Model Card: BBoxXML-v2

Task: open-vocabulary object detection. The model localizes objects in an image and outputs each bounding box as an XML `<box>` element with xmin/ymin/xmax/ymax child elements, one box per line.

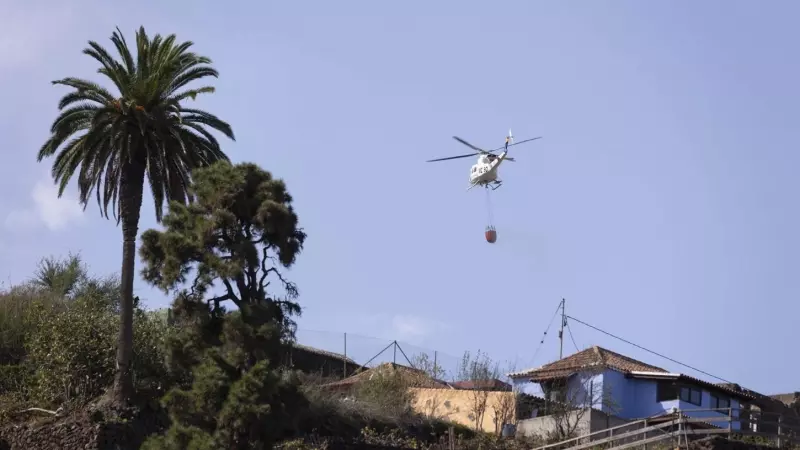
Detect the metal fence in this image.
<box><xmin>532</xmin><ymin>408</ymin><xmax>800</xmax><ymax>450</ymax></box>
<box><xmin>294</xmin><ymin>328</ymin><xmax>467</xmax><ymax>380</ymax></box>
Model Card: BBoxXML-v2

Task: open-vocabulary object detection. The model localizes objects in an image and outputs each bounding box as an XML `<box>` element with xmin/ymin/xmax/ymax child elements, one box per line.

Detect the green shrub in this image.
<box><xmin>0</xmin><ymin>254</ymin><xmax>124</xmax><ymax>370</ymax></box>
<box><xmin>132</xmin><ymin>308</ymin><xmax>173</xmax><ymax>397</ymax></box>
<box><xmin>0</xmin><ymin>364</ymin><xmax>29</xmax><ymax>393</ymax></box>
<box><xmin>295</xmin><ymin>377</ymin><xmax>479</xmax><ymax>447</ymax></box>
<box><xmin>141</xmin><ymin>303</ymin><xmax>309</xmax><ymax>450</ymax></box>
<box><xmin>21</xmin><ymin>296</ymin><xmax>168</xmax><ymax>407</ymax></box>
<box><xmin>24</xmin><ymin>296</ymin><xmax>117</xmax><ymax>404</ymax></box>
<box><xmin>353</xmin><ymin>370</ymin><xmax>414</xmax><ymax>420</ymax></box>
<box><xmin>0</xmin><ymin>286</ymin><xmax>62</xmax><ymax>365</ymax></box>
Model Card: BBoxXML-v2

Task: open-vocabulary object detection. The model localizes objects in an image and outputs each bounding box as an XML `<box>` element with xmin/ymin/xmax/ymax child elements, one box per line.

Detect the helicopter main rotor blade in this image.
<box><xmin>427</xmin><ymin>152</ymin><xmax>479</xmax><ymax>163</ymax></box>
<box><xmin>488</xmin><ymin>136</ymin><xmax>542</xmax><ymax>153</ymax></box>
<box><xmin>453</xmin><ymin>136</ymin><xmax>489</xmax><ymax>153</ymax></box>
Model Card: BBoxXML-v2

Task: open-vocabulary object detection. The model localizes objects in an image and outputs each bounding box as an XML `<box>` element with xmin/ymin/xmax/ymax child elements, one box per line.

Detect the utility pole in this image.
<box><xmin>558</xmin><ymin>298</ymin><xmax>566</xmax><ymax>359</ymax></box>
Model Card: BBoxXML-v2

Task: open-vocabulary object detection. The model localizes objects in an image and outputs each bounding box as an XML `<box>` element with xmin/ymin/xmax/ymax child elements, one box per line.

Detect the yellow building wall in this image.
<box><xmin>409</xmin><ymin>387</ymin><xmax>516</xmax><ymax>434</ymax></box>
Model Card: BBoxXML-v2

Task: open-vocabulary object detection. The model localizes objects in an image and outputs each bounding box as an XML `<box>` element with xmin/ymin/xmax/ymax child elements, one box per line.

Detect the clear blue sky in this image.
<box><xmin>1</xmin><ymin>1</ymin><xmax>798</xmax><ymax>394</ymax></box>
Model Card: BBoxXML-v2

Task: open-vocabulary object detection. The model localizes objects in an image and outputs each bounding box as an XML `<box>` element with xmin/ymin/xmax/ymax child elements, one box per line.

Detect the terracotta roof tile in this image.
<box><xmin>629</xmin><ymin>373</ymin><xmax>754</xmax><ymax>400</ymax></box>
<box><xmin>291</xmin><ymin>343</ymin><xmax>359</xmax><ymax>365</ymax></box>
<box><xmin>451</xmin><ymin>379</ymin><xmax>512</xmax><ymax>391</ymax></box>
<box><xmin>510</xmin><ymin>346</ymin><xmax>669</xmax><ymax>381</ymax></box>
<box><xmin>323</xmin><ymin>363</ymin><xmax>451</xmax><ymax>390</ymax></box>
<box><xmin>769</xmin><ymin>392</ymin><xmax>800</xmax><ymax>406</ymax></box>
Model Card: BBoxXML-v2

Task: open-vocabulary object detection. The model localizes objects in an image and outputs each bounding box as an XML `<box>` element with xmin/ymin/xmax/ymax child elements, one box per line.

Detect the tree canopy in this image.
<box><xmin>138</xmin><ymin>161</ymin><xmax>308</xmax><ymax>449</ymax></box>
<box><xmin>37</xmin><ymin>26</ymin><xmax>235</xmax><ymax>221</ymax></box>
<box><xmin>139</xmin><ymin>160</ymin><xmax>306</xmax><ymax>336</ymax></box>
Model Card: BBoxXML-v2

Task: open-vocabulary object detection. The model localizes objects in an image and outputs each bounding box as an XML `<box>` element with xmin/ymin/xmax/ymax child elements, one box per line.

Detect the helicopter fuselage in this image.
<box><xmin>426</xmin><ymin>132</ymin><xmax>540</xmax><ymax>192</ymax></box>
<box><xmin>469</xmin><ymin>151</ymin><xmax>507</xmax><ymax>186</ymax></box>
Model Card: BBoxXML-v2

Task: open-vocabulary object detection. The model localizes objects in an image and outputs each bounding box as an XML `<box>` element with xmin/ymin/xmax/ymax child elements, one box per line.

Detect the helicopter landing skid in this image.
<box><xmin>486</xmin><ymin>181</ymin><xmax>503</xmax><ymax>191</ymax></box>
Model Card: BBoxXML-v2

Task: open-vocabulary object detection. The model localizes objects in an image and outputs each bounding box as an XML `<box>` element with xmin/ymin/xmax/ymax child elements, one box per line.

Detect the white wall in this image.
<box><xmin>516</xmin><ymin>408</ymin><xmax>631</xmax><ymax>440</ymax></box>
<box><xmin>517</xmin><ymin>409</ymin><xmax>593</xmax><ymax>439</ymax></box>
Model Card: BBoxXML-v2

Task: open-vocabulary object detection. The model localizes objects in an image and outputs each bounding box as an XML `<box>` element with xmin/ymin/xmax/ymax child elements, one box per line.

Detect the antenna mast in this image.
<box><xmin>558</xmin><ymin>298</ymin><xmax>566</xmax><ymax>359</ymax></box>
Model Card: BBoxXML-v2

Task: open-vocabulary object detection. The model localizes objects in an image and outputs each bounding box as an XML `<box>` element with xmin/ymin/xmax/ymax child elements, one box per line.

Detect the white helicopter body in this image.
<box><xmin>467</xmin><ymin>151</ymin><xmax>508</xmax><ymax>190</ymax></box>
<box><xmin>427</xmin><ymin>130</ymin><xmax>541</xmax><ymax>191</ymax></box>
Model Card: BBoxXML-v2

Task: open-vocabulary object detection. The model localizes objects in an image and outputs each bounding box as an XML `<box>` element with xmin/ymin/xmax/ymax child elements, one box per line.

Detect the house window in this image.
<box><xmin>680</xmin><ymin>386</ymin><xmax>702</xmax><ymax>406</ymax></box>
<box><xmin>657</xmin><ymin>381</ymin><xmax>679</xmax><ymax>401</ymax></box>
<box><xmin>710</xmin><ymin>394</ymin><xmax>730</xmax><ymax>411</ymax></box>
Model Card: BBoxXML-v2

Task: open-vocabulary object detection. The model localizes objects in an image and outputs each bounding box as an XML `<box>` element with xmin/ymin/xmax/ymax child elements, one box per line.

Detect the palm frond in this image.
<box><xmin>39</xmin><ymin>26</ymin><xmax>234</xmax><ymax>223</ymax></box>
<box><xmin>168</xmin><ymin>68</ymin><xmax>219</xmax><ymax>96</ymax></box>
<box><xmin>181</xmin><ymin>109</ymin><xmax>235</xmax><ymax>140</ymax></box>
<box><xmin>111</xmin><ymin>27</ymin><xmax>136</xmax><ymax>75</ymax></box>
<box><xmin>171</xmin><ymin>86</ymin><xmax>216</xmax><ymax>103</ymax></box>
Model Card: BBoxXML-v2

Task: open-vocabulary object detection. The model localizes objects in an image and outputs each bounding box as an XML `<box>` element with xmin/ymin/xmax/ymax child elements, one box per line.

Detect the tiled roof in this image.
<box><xmin>711</xmin><ymin>383</ymin><xmax>793</xmax><ymax>405</ymax></box>
<box><xmin>323</xmin><ymin>363</ymin><xmax>452</xmax><ymax>390</ymax></box>
<box><xmin>715</xmin><ymin>383</ymin><xmax>771</xmax><ymax>403</ymax></box>
<box><xmin>291</xmin><ymin>343</ymin><xmax>359</xmax><ymax>365</ymax></box>
<box><xmin>769</xmin><ymin>392</ymin><xmax>800</xmax><ymax>406</ymax></box>
<box><xmin>628</xmin><ymin>372</ymin><xmax>755</xmax><ymax>400</ymax></box>
<box><xmin>509</xmin><ymin>346</ymin><xmax>668</xmax><ymax>381</ymax></box>
<box><xmin>451</xmin><ymin>379</ymin><xmax>512</xmax><ymax>391</ymax></box>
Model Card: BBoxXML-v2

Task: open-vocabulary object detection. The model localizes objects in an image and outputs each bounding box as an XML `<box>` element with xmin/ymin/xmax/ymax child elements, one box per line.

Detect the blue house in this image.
<box><xmin>509</xmin><ymin>346</ymin><xmax>753</xmax><ymax>430</ymax></box>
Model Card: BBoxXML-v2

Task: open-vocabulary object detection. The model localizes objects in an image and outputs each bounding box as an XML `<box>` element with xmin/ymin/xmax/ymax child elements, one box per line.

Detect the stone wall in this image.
<box><xmin>409</xmin><ymin>387</ymin><xmax>515</xmax><ymax>434</ymax></box>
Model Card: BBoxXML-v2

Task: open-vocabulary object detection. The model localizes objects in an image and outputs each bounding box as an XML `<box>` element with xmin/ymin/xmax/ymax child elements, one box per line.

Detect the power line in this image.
<box><xmin>566</xmin><ymin>315</ymin><xmax>734</xmax><ymax>385</ymax></box>
<box><xmin>566</xmin><ymin>321</ymin><xmax>580</xmax><ymax>352</ymax></box>
<box><xmin>527</xmin><ymin>300</ymin><xmax>563</xmax><ymax>368</ymax></box>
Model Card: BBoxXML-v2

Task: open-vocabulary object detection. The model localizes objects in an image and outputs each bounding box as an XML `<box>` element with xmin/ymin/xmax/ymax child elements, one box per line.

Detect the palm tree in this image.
<box><xmin>37</xmin><ymin>26</ymin><xmax>234</xmax><ymax>405</ymax></box>
<box><xmin>31</xmin><ymin>253</ymin><xmax>86</xmax><ymax>298</ymax></box>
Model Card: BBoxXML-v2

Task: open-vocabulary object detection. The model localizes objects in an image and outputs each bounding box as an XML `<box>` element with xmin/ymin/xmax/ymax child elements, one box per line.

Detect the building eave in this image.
<box><xmin>626</xmin><ymin>371</ymin><xmax>755</xmax><ymax>400</ymax></box>
<box><xmin>508</xmin><ymin>362</ymin><xmax>605</xmax><ymax>381</ymax></box>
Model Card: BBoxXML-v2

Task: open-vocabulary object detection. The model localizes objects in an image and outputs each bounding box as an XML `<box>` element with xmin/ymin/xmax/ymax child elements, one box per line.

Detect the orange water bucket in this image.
<box><xmin>485</xmin><ymin>226</ymin><xmax>497</xmax><ymax>244</ymax></box>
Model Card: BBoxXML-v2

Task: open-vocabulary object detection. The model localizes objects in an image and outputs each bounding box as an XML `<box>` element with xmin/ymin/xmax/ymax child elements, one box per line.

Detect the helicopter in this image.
<box><xmin>426</xmin><ymin>130</ymin><xmax>542</xmax><ymax>191</ymax></box>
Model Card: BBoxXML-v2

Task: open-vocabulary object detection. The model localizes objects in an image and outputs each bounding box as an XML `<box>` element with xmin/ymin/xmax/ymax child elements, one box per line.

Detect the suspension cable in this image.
<box><xmin>485</xmin><ymin>188</ymin><xmax>494</xmax><ymax>227</ymax></box>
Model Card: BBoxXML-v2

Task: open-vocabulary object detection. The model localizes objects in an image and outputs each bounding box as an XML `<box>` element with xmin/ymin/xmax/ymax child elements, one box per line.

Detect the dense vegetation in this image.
<box><xmin>0</xmin><ymin>254</ymin><xmax>167</xmax><ymax>413</ymax></box>
<box><xmin>138</xmin><ymin>161</ymin><xmax>308</xmax><ymax>449</ymax></box>
<box><xmin>0</xmin><ymin>161</ymin><xmax>524</xmax><ymax>449</ymax></box>
<box><xmin>0</xmin><ymin>26</ymin><xmax>537</xmax><ymax>449</ymax></box>
<box><xmin>36</xmin><ymin>26</ymin><xmax>234</xmax><ymax>406</ymax></box>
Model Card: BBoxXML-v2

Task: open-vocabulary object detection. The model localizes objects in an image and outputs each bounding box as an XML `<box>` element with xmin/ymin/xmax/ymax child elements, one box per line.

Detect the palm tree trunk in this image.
<box><xmin>111</xmin><ymin>158</ymin><xmax>146</xmax><ymax>405</ymax></box>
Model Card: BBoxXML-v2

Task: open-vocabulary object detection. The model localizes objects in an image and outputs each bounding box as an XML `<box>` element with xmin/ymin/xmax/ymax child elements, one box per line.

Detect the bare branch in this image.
<box><xmin>457</xmin><ymin>350</ymin><xmax>502</xmax><ymax>431</ymax></box>
<box><xmin>234</xmin><ymin>274</ymin><xmax>249</xmax><ymax>303</ymax></box>
<box><xmin>243</xmin><ymin>224</ymin><xmax>260</xmax><ymax>290</ymax></box>
<box><xmin>190</xmin><ymin>268</ymin><xmax>207</xmax><ymax>296</ymax></box>
<box><xmin>15</xmin><ymin>407</ymin><xmax>62</xmax><ymax>417</ymax></box>
<box><xmin>220</xmin><ymin>278</ymin><xmax>241</xmax><ymax>305</ymax></box>
<box><xmin>541</xmin><ymin>366</ymin><xmax>617</xmax><ymax>442</ymax></box>
<box><xmin>206</xmin><ymin>293</ymin><xmax>234</xmax><ymax>311</ymax></box>
<box><xmin>410</xmin><ymin>353</ymin><xmax>446</xmax><ymax>380</ymax></box>
<box><xmin>258</xmin><ymin>246</ymin><xmax>272</xmax><ymax>291</ymax></box>
<box><xmin>258</xmin><ymin>246</ymin><xmax>297</xmax><ymax>298</ymax></box>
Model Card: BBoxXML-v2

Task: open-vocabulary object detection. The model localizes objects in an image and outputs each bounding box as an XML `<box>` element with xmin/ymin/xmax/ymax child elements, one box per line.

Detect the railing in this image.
<box><xmin>531</xmin><ymin>408</ymin><xmax>800</xmax><ymax>450</ymax></box>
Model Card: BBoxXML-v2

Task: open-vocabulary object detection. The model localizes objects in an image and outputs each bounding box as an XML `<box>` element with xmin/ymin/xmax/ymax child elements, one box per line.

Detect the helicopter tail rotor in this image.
<box><xmin>503</xmin><ymin>129</ymin><xmax>514</xmax><ymax>151</ymax></box>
